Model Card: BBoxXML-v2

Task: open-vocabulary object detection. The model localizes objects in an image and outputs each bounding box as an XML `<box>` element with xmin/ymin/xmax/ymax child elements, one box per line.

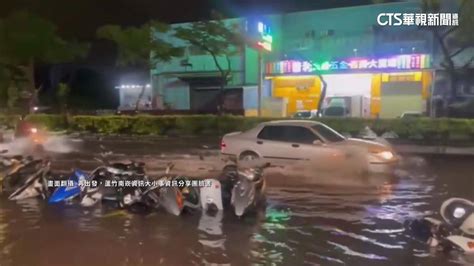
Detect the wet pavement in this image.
<box><xmin>0</xmin><ymin>137</ymin><xmax>474</xmax><ymax>265</ymax></box>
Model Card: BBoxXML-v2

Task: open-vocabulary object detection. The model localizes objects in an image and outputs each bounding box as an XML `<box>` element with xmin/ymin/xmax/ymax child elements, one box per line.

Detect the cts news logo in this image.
<box><xmin>377</xmin><ymin>13</ymin><xmax>459</xmax><ymax>26</ymax></box>
<box><xmin>377</xmin><ymin>13</ymin><xmax>404</xmax><ymax>26</ymax></box>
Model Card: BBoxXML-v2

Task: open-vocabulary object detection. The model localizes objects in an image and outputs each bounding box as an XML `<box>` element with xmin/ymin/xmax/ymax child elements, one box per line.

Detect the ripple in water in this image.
<box><xmin>0</xmin><ymin>157</ymin><xmax>471</xmax><ymax>265</ymax></box>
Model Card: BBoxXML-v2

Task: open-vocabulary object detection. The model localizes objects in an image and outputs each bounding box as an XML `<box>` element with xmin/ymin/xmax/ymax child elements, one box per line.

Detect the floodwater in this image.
<box><xmin>0</xmin><ymin>137</ymin><xmax>474</xmax><ymax>266</ymax></box>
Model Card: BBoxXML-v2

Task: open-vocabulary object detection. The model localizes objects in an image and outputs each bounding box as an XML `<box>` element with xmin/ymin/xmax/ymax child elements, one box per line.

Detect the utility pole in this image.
<box><xmin>257</xmin><ymin>51</ymin><xmax>263</xmax><ymax>117</ymax></box>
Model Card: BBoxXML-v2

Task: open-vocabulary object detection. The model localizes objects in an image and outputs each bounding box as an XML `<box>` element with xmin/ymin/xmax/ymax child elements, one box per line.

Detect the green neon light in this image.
<box><xmin>262</xmin><ymin>34</ymin><xmax>273</xmax><ymax>43</ymax></box>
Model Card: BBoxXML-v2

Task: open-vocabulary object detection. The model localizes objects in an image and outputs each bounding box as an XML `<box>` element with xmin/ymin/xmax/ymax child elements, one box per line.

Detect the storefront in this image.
<box><xmin>265</xmin><ymin>54</ymin><xmax>433</xmax><ymax>118</ymax></box>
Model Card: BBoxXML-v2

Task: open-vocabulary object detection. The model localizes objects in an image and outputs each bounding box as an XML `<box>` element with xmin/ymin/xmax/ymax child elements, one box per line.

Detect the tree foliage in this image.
<box><xmin>97</xmin><ymin>22</ymin><xmax>183</xmax><ymax>111</ymax></box>
<box><xmin>0</xmin><ymin>11</ymin><xmax>88</xmax><ymax>68</ymax></box>
<box><xmin>56</xmin><ymin>82</ymin><xmax>71</xmax><ymax>113</ymax></box>
<box><xmin>0</xmin><ymin>11</ymin><xmax>89</xmax><ymax>113</ymax></box>
<box><xmin>422</xmin><ymin>0</ymin><xmax>474</xmax><ymax>71</ymax></box>
<box><xmin>174</xmin><ymin>12</ymin><xmax>245</xmax><ymax>113</ymax></box>
<box><xmin>174</xmin><ymin>13</ymin><xmax>244</xmax><ymax>80</ymax></box>
<box><xmin>97</xmin><ymin>22</ymin><xmax>183</xmax><ymax>68</ymax></box>
<box><xmin>7</xmin><ymin>84</ymin><xmax>20</xmax><ymax>110</ymax></box>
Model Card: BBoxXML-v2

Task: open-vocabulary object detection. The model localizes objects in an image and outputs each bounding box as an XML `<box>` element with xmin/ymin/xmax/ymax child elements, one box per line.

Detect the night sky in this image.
<box><xmin>1</xmin><ymin>0</ymin><xmax>391</xmax><ymax>65</ymax></box>
<box><xmin>1</xmin><ymin>0</ymin><xmax>379</xmax><ymax>40</ymax></box>
<box><xmin>1</xmin><ymin>0</ymin><xmax>395</xmax><ymax>108</ymax></box>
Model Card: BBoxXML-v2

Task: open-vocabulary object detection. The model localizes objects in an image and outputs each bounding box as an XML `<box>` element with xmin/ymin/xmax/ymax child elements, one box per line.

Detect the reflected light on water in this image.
<box><xmin>0</xmin><ymin>156</ymin><xmax>472</xmax><ymax>265</ymax></box>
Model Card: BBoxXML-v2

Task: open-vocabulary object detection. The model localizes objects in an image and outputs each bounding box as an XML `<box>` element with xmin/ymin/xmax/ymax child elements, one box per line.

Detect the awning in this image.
<box><xmin>164</xmin><ymin>71</ymin><xmax>223</xmax><ymax>84</ymax></box>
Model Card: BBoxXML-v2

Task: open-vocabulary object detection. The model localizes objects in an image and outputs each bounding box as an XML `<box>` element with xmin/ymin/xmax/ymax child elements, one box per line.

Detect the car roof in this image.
<box><xmin>260</xmin><ymin>120</ymin><xmax>324</xmax><ymax>127</ymax></box>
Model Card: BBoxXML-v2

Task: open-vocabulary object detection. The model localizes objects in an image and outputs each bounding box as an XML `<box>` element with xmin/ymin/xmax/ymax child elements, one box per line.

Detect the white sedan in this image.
<box><xmin>220</xmin><ymin>120</ymin><xmax>399</xmax><ymax>174</ymax></box>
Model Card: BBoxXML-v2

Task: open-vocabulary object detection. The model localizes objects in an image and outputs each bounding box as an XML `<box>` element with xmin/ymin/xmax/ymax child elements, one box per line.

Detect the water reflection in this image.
<box><xmin>0</xmin><ymin>156</ymin><xmax>472</xmax><ymax>265</ymax></box>
<box><xmin>198</xmin><ymin>211</ymin><xmax>225</xmax><ymax>248</ymax></box>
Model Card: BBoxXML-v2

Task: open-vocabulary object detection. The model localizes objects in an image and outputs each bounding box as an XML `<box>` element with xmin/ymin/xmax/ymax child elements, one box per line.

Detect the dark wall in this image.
<box><xmin>190</xmin><ymin>87</ymin><xmax>243</xmax><ymax>112</ymax></box>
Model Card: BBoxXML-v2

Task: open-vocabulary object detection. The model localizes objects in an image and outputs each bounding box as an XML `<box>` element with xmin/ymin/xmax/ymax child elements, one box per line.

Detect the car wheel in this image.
<box><xmin>239</xmin><ymin>151</ymin><xmax>259</xmax><ymax>161</ymax></box>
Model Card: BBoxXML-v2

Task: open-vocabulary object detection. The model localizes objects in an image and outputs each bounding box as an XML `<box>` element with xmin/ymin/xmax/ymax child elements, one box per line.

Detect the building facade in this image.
<box><xmin>116</xmin><ymin>1</ymin><xmax>471</xmax><ymax>118</ymax></box>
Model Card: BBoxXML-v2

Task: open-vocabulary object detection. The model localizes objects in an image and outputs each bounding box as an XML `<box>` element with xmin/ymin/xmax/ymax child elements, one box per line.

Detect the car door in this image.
<box><xmin>256</xmin><ymin>125</ymin><xmax>303</xmax><ymax>163</ymax></box>
<box><xmin>285</xmin><ymin>126</ymin><xmax>344</xmax><ymax>170</ymax></box>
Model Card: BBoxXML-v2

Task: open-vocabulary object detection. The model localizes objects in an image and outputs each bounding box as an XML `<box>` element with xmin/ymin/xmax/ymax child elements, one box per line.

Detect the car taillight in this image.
<box><xmin>221</xmin><ymin>140</ymin><xmax>226</xmax><ymax>152</ymax></box>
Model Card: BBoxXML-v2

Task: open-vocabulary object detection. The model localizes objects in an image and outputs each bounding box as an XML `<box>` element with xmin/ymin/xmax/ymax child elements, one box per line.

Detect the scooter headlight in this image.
<box><xmin>441</xmin><ymin>198</ymin><xmax>474</xmax><ymax>228</ymax></box>
<box><xmin>30</xmin><ymin>127</ymin><xmax>38</xmax><ymax>134</ymax></box>
<box><xmin>453</xmin><ymin>207</ymin><xmax>466</xmax><ymax>219</ymax></box>
<box><xmin>240</xmin><ymin>169</ymin><xmax>256</xmax><ymax>180</ymax></box>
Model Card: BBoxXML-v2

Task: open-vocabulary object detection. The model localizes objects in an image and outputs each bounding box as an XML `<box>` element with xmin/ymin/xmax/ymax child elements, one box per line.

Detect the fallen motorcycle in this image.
<box><xmin>8</xmin><ymin>159</ymin><xmax>52</xmax><ymax>201</ymax></box>
<box><xmin>79</xmin><ymin>160</ymin><xmax>147</xmax><ymax>207</ymax></box>
<box><xmin>120</xmin><ymin>163</ymin><xmax>201</xmax><ymax>216</ymax></box>
<box><xmin>405</xmin><ymin>197</ymin><xmax>474</xmax><ymax>253</ymax></box>
<box><xmin>48</xmin><ymin>169</ymin><xmax>89</xmax><ymax>203</ymax></box>
<box><xmin>1</xmin><ymin>153</ymin><xmax>46</xmax><ymax>197</ymax></box>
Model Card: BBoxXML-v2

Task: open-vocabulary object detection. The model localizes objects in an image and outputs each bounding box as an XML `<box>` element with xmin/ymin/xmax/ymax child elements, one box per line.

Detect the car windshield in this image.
<box><xmin>323</xmin><ymin>106</ymin><xmax>346</xmax><ymax>116</ymax></box>
<box><xmin>294</xmin><ymin>111</ymin><xmax>311</xmax><ymax>118</ymax></box>
<box><xmin>311</xmin><ymin>124</ymin><xmax>346</xmax><ymax>142</ymax></box>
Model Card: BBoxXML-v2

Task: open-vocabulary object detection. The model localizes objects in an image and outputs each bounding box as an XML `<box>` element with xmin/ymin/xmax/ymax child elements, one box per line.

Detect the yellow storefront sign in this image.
<box><xmin>271</xmin><ymin>76</ymin><xmax>321</xmax><ymax>115</ymax></box>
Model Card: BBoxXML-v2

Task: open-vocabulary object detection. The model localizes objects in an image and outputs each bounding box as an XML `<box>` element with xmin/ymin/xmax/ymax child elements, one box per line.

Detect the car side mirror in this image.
<box><xmin>313</xmin><ymin>140</ymin><xmax>323</xmax><ymax>146</ymax></box>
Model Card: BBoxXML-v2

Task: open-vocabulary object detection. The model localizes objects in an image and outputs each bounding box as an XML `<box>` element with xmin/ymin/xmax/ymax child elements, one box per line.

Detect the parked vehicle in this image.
<box><xmin>227</xmin><ymin>161</ymin><xmax>269</xmax><ymax>217</ymax></box>
<box><xmin>322</xmin><ymin>106</ymin><xmax>349</xmax><ymax>117</ymax></box>
<box><xmin>405</xmin><ymin>198</ymin><xmax>474</xmax><ymax>253</ymax></box>
<box><xmin>292</xmin><ymin>110</ymin><xmax>319</xmax><ymax>119</ymax></box>
<box><xmin>200</xmin><ymin>179</ymin><xmax>224</xmax><ymax>212</ymax></box>
<box><xmin>221</xmin><ymin>120</ymin><xmax>399</xmax><ymax>174</ymax></box>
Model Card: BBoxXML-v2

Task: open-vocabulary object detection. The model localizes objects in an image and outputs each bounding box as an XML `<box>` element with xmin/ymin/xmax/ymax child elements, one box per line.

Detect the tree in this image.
<box><xmin>0</xmin><ymin>11</ymin><xmax>88</xmax><ymax>113</ymax></box>
<box><xmin>0</xmin><ymin>67</ymin><xmax>8</xmax><ymax>108</ymax></box>
<box><xmin>174</xmin><ymin>12</ymin><xmax>245</xmax><ymax>114</ymax></box>
<box><xmin>283</xmin><ymin>51</ymin><xmax>329</xmax><ymax>117</ymax></box>
<box><xmin>97</xmin><ymin>22</ymin><xmax>183</xmax><ymax>111</ymax></box>
<box><xmin>7</xmin><ymin>84</ymin><xmax>20</xmax><ymax>111</ymax></box>
<box><xmin>56</xmin><ymin>82</ymin><xmax>71</xmax><ymax>113</ymax></box>
<box><xmin>296</xmin><ymin>59</ymin><xmax>329</xmax><ymax>118</ymax></box>
<box><xmin>422</xmin><ymin>0</ymin><xmax>474</xmax><ymax>114</ymax></box>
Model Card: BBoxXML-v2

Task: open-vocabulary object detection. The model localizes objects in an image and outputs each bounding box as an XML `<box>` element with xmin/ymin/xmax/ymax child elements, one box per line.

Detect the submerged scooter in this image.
<box><xmin>220</xmin><ymin>159</ymin><xmax>270</xmax><ymax>217</ymax></box>
<box><xmin>406</xmin><ymin>198</ymin><xmax>474</xmax><ymax>253</ymax></box>
<box><xmin>1</xmin><ymin>153</ymin><xmax>45</xmax><ymax>196</ymax></box>
<box><xmin>79</xmin><ymin>160</ymin><xmax>147</xmax><ymax>207</ymax></box>
<box><xmin>123</xmin><ymin>161</ymin><xmax>207</xmax><ymax>216</ymax></box>
<box><xmin>7</xmin><ymin>159</ymin><xmax>52</xmax><ymax>201</ymax></box>
<box><xmin>127</xmin><ymin>163</ymin><xmax>201</xmax><ymax>216</ymax></box>
<box><xmin>48</xmin><ymin>169</ymin><xmax>89</xmax><ymax>203</ymax></box>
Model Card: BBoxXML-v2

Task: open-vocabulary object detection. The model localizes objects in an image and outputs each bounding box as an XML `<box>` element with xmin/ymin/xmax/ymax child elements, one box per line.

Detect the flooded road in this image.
<box><xmin>0</xmin><ymin>137</ymin><xmax>473</xmax><ymax>265</ymax></box>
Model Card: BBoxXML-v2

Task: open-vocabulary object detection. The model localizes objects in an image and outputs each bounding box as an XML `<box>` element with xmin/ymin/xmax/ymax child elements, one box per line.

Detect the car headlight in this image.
<box><xmin>377</xmin><ymin>151</ymin><xmax>394</xmax><ymax>160</ymax></box>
